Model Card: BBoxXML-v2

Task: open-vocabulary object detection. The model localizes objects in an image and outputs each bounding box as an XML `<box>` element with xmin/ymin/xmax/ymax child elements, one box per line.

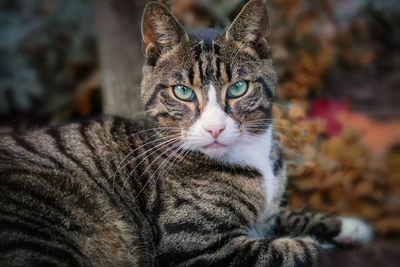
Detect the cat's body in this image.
<box><xmin>0</xmin><ymin>0</ymin><xmax>372</xmax><ymax>266</ymax></box>
<box><xmin>0</xmin><ymin>115</ymin><xmax>290</xmax><ymax>266</ymax></box>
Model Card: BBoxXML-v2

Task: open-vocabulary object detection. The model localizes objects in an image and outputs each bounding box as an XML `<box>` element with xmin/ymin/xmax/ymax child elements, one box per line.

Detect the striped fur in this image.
<box><xmin>1</xmin><ymin>0</ymin><xmax>370</xmax><ymax>266</ymax></box>
<box><xmin>0</xmin><ymin>116</ymin><xmax>326</xmax><ymax>266</ymax></box>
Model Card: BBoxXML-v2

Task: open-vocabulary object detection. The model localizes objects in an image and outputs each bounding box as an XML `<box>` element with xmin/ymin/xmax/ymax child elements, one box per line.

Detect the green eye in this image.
<box><xmin>172</xmin><ymin>85</ymin><xmax>194</xmax><ymax>101</ymax></box>
<box><xmin>227</xmin><ymin>81</ymin><xmax>248</xmax><ymax>98</ymax></box>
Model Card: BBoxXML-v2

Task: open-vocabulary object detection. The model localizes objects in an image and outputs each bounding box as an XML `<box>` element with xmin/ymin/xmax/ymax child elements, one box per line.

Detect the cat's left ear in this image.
<box><xmin>142</xmin><ymin>2</ymin><xmax>188</xmax><ymax>60</ymax></box>
<box><xmin>225</xmin><ymin>0</ymin><xmax>270</xmax><ymax>58</ymax></box>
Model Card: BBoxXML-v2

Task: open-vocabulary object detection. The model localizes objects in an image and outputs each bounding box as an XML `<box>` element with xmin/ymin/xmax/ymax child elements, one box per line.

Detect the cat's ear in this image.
<box><xmin>141</xmin><ymin>1</ymin><xmax>188</xmax><ymax>60</ymax></box>
<box><xmin>225</xmin><ymin>0</ymin><xmax>270</xmax><ymax>58</ymax></box>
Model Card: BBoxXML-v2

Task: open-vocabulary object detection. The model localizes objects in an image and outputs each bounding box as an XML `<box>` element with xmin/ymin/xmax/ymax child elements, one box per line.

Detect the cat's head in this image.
<box><xmin>141</xmin><ymin>0</ymin><xmax>277</xmax><ymax>158</ymax></box>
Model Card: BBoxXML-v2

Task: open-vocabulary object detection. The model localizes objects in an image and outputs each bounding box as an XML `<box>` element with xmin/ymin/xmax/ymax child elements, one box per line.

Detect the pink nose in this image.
<box><xmin>205</xmin><ymin>127</ymin><xmax>225</xmax><ymax>138</ymax></box>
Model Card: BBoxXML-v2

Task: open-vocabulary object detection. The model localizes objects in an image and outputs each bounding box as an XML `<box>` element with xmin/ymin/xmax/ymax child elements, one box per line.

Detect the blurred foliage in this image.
<box><xmin>270</xmin><ymin>0</ymin><xmax>400</xmax><ymax>235</ymax></box>
<box><xmin>0</xmin><ymin>0</ymin><xmax>399</xmax><ymax>234</ymax></box>
<box><xmin>274</xmin><ymin>104</ymin><xmax>400</xmax><ymax>235</ymax></box>
<box><xmin>0</xmin><ymin>0</ymin><xmax>98</xmax><ymax>129</ymax></box>
<box><xmin>267</xmin><ymin>0</ymin><xmax>400</xmax><ymax>235</ymax></box>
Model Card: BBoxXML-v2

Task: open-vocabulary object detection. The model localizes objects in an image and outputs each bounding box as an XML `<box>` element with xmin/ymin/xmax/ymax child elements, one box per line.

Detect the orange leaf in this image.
<box><xmin>288</xmin><ymin>102</ymin><xmax>306</xmax><ymax>120</ymax></box>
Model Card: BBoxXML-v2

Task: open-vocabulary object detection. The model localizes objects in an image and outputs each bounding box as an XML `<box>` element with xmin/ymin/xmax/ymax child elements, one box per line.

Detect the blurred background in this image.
<box><xmin>0</xmin><ymin>0</ymin><xmax>399</xmax><ymax>265</ymax></box>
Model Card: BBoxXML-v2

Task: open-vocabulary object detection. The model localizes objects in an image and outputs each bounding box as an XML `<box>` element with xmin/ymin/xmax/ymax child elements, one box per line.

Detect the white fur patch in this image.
<box><xmin>197</xmin><ymin>83</ymin><xmax>228</xmax><ymax>134</ymax></box>
<box><xmin>183</xmin><ymin>83</ymin><xmax>277</xmax><ymax>237</ymax></box>
<box><xmin>221</xmin><ymin>129</ymin><xmax>276</xmax><ymax>209</ymax></box>
<box><xmin>334</xmin><ymin>217</ymin><xmax>373</xmax><ymax>245</ymax></box>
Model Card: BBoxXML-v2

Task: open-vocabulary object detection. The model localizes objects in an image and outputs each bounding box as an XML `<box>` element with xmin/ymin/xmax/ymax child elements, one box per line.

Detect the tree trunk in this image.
<box><xmin>95</xmin><ymin>0</ymin><xmax>146</xmax><ymax>117</ymax></box>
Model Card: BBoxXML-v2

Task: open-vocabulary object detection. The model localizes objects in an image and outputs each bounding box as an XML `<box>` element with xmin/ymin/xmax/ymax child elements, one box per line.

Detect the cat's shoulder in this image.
<box><xmin>0</xmin><ymin>114</ymin><xmax>155</xmax><ymax>152</ymax></box>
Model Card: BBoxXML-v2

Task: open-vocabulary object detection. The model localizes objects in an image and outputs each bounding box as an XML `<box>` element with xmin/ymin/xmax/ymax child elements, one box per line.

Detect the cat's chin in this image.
<box><xmin>200</xmin><ymin>146</ymin><xmax>229</xmax><ymax>158</ymax></box>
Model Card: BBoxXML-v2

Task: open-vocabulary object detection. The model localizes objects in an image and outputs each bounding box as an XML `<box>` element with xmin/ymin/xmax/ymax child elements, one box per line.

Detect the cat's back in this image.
<box><xmin>0</xmin><ymin>115</ymin><xmax>151</xmax><ymax>173</ymax></box>
<box><xmin>0</xmin><ymin>115</ymin><xmax>156</xmax><ymax>266</ymax></box>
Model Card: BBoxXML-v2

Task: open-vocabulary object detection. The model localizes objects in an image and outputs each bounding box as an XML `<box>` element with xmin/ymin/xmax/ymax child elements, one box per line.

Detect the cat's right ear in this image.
<box><xmin>141</xmin><ymin>2</ymin><xmax>188</xmax><ymax>61</ymax></box>
<box><xmin>225</xmin><ymin>0</ymin><xmax>270</xmax><ymax>58</ymax></box>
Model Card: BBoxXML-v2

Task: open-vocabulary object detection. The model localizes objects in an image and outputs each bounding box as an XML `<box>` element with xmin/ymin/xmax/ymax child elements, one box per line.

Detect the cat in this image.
<box><xmin>0</xmin><ymin>0</ymin><xmax>372</xmax><ymax>266</ymax></box>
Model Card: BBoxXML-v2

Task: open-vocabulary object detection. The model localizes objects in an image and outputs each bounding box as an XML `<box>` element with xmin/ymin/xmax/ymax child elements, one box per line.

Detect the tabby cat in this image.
<box><xmin>0</xmin><ymin>0</ymin><xmax>372</xmax><ymax>266</ymax></box>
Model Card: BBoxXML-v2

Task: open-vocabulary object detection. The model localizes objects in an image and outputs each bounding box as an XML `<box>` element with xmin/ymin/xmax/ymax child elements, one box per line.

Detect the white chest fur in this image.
<box><xmin>185</xmin><ymin>83</ymin><xmax>277</xmax><ymax>211</ymax></box>
<box><xmin>222</xmin><ymin>128</ymin><xmax>277</xmax><ymax>210</ymax></box>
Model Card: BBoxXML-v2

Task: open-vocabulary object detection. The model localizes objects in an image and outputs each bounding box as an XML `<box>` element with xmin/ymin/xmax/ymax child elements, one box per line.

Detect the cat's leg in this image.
<box><xmin>159</xmin><ymin>234</ymin><xmax>321</xmax><ymax>266</ymax></box>
<box><xmin>276</xmin><ymin>207</ymin><xmax>373</xmax><ymax>246</ymax></box>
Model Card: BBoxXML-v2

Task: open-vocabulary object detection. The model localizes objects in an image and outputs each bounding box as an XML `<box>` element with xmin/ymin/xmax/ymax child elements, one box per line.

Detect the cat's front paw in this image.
<box><xmin>334</xmin><ymin>217</ymin><xmax>373</xmax><ymax>246</ymax></box>
<box><xmin>270</xmin><ymin>236</ymin><xmax>321</xmax><ymax>267</ymax></box>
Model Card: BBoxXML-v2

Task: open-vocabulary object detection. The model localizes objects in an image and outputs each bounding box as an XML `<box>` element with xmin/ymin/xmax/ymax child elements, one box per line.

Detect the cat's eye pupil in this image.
<box><xmin>173</xmin><ymin>85</ymin><xmax>194</xmax><ymax>101</ymax></box>
<box><xmin>227</xmin><ymin>81</ymin><xmax>248</xmax><ymax>98</ymax></box>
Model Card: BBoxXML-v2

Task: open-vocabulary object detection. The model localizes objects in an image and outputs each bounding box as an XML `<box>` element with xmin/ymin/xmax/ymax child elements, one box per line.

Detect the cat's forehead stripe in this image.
<box><xmin>198</xmin><ymin>58</ymin><xmax>204</xmax><ymax>83</ymax></box>
<box><xmin>202</xmin><ymin>40</ymin><xmax>213</xmax><ymax>53</ymax></box>
<box><xmin>192</xmin><ymin>39</ymin><xmax>232</xmax><ymax>84</ymax></box>
<box><xmin>194</xmin><ymin>43</ymin><xmax>202</xmax><ymax>61</ymax></box>
<box><xmin>213</xmin><ymin>42</ymin><xmax>221</xmax><ymax>56</ymax></box>
<box><xmin>188</xmin><ymin>67</ymin><xmax>194</xmax><ymax>85</ymax></box>
<box><xmin>215</xmin><ymin>57</ymin><xmax>221</xmax><ymax>80</ymax></box>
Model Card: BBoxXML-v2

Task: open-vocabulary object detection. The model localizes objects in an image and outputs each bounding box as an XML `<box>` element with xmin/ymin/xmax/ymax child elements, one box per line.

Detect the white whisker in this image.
<box><xmin>159</xmin><ymin>145</ymin><xmax>186</xmax><ymax>178</ymax></box>
<box><xmin>126</xmin><ymin>127</ymin><xmax>178</xmax><ymax>140</ymax></box>
<box><xmin>110</xmin><ymin>133</ymin><xmax>182</xmax><ymax>189</ymax></box>
<box><xmin>131</xmin><ymin>141</ymin><xmax>183</xmax><ymax>202</ymax></box>
<box><xmin>116</xmin><ymin>137</ymin><xmax>182</xmax><ymax>195</ymax></box>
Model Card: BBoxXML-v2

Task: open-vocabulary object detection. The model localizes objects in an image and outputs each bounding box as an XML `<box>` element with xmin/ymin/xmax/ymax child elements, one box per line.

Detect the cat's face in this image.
<box><xmin>141</xmin><ymin>0</ymin><xmax>277</xmax><ymax>158</ymax></box>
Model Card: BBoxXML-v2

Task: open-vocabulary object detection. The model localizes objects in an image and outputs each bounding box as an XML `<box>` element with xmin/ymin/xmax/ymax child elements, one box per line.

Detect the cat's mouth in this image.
<box><xmin>202</xmin><ymin>141</ymin><xmax>227</xmax><ymax>149</ymax></box>
<box><xmin>201</xmin><ymin>141</ymin><xmax>229</xmax><ymax>158</ymax></box>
